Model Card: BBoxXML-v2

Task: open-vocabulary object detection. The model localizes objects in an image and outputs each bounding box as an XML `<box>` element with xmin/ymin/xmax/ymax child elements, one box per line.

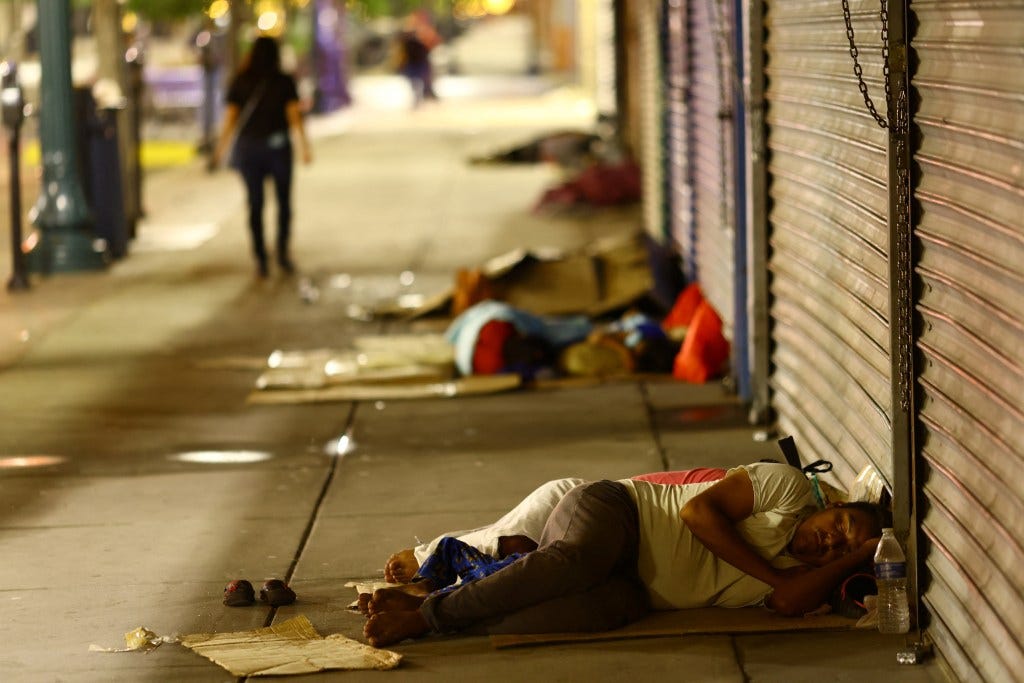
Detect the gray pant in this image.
<box><xmin>419</xmin><ymin>480</ymin><xmax>650</xmax><ymax>635</ymax></box>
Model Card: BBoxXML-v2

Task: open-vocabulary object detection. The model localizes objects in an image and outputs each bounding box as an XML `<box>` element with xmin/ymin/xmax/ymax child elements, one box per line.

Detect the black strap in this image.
<box><xmin>802</xmin><ymin>459</ymin><xmax>833</xmax><ymax>475</ymax></box>
<box><xmin>776</xmin><ymin>436</ymin><xmax>833</xmax><ymax>475</ymax></box>
<box><xmin>776</xmin><ymin>436</ymin><xmax>802</xmax><ymax>469</ymax></box>
<box><xmin>235</xmin><ymin>81</ymin><xmax>268</xmax><ymax>136</ymax></box>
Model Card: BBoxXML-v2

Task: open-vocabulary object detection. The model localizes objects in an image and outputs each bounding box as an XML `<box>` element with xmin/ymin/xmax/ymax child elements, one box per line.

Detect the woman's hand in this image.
<box><xmin>767</xmin><ymin>539</ymin><xmax>879</xmax><ymax>616</ymax></box>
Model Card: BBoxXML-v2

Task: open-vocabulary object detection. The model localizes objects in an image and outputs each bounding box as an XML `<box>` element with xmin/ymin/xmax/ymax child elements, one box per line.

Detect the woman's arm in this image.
<box><xmin>765</xmin><ymin>540</ymin><xmax>876</xmax><ymax>616</ymax></box>
<box><xmin>286</xmin><ymin>101</ymin><xmax>312</xmax><ymax>164</ymax></box>
<box><xmin>680</xmin><ymin>469</ymin><xmax>779</xmax><ymax>586</ymax></box>
<box><xmin>210</xmin><ymin>103</ymin><xmax>239</xmax><ymax>168</ymax></box>
<box><xmin>680</xmin><ymin>469</ymin><xmax>878</xmax><ymax>616</ymax></box>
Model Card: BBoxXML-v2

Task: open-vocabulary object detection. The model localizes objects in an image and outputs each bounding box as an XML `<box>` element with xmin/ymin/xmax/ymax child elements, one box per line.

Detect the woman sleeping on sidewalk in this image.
<box><xmin>361</xmin><ymin>463</ymin><xmax>889</xmax><ymax>647</ymax></box>
<box><xmin>380</xmin><ymin>467</ymin><xmax>730</xmax><ymax>584</ymax></box>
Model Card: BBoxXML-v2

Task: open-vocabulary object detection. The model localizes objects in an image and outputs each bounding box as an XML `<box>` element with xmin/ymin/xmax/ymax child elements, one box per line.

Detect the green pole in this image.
<box><xmin>29</xmin><ymin>0</ymin><xmax>106</xmax><ymax>272</ymax></box>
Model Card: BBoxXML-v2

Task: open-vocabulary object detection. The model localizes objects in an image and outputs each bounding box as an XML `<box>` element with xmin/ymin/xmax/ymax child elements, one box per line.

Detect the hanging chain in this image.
<box><xmin>841</xmin><ymin>0</ymin><xmax>891</xmax><ymax>128</ymax></box>
<box><xmin>841</xmin><ymin>0</ymin><xmax>913</xmax><ymax>407</ymax></box>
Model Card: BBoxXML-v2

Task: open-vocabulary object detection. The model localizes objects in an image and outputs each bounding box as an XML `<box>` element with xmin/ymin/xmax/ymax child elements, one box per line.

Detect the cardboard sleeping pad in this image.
<box><xmin>181</xmin><ymin>615</ymin><xmax>401</xmax><ymax>676</ymax></box>
<box><xmin>489</xmin><ymin>608</ymin><xmax>859</xmax><ymax>649</ymax></box>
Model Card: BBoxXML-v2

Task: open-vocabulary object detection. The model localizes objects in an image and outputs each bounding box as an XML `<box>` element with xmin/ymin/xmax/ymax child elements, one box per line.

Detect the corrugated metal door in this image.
<box><xmin>636</xmin><ymin>0</ymin><xmax>665</xmax><ymax>240</ymax></box>
<box><xmin>910</xmin><ymin>2</ymin><xmax>1024</xmax><ymax>680</ymax></box>
<box><xmin>665</xmin><ymin>1</ymin><xmax>694</xmax><ymax>279</ymax></box>
<box><xmin>763</xmin><ymin>0</ymin><xmax>892</xmax><ymax>484</ymax></box>
<box><xmin>689</xmin><ymin>0</ymin><xmax>736</xmax><ymax>332</ymax></box>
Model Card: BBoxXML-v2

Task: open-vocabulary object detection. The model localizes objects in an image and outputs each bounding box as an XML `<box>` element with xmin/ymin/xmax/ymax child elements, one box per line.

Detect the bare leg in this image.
<box><xmin>385</xmin><ymin>548</ymin><xmax>419</xmax><ymax>583</ymax></box>
<box><xmin>364</xmin><ymin>611</ymin><xmax>430</xmax><ymax>648</ymax></box>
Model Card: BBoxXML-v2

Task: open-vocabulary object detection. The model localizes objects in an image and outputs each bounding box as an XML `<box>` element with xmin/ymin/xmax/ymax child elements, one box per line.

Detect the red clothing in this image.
<box><xmin>630</xmin><ymin>467</ymin><xmax>727</xmax><ymax>486</ymax></box>
<box><xmin>472</xmin><ymin>320</ymin><xmax>516</xmax><ymax>374</ymax></box>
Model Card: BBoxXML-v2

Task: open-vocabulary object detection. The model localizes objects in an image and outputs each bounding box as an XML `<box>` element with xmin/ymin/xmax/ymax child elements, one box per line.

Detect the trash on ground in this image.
<box><xmin>89</xmin><ymin>626</ymin><xmax>178</xmax><ymax>653</ymax></box>
<box><xmin>181</xmin><ymin>615</ymin><xmax>401</xmax><ymax>676</ymax></box>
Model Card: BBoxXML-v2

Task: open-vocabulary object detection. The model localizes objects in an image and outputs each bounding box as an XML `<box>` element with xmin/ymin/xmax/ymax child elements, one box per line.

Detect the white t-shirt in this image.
<box><xmin>619</xmin><ymin>462</ymin><xmax>816</xmax><ymax>610</ymax></box>
<box><xmin>414</xmin><ymin>477</ymin><xmax>586</xmax><ymax>564</ymax></box>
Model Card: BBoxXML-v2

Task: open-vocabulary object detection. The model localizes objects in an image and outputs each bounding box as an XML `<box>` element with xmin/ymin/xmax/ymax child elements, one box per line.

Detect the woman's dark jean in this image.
<box><xmin>419</xmin><ymin>480</ymin><xmax>650</xmax><ymax>635</ymax></box>
<box><xmin>234</xmin><ymin>135</ymin><xmax>292</xmax><ymax>270</ymax></box>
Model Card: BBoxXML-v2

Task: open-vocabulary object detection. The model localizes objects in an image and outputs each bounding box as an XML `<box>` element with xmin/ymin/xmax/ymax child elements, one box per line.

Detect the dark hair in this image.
<box><xmin>501</xmin><ymin>334</ymin><xmax>555</xmax><ymax>378</ymax></box>
<box><xmin>243</xmin><ymin>36</ymin><xmax>281</xmax><ymax>79</ymax></box>
<box><xmin>840</xmin><ymin>501</ymin><xmax>892</xmax><ymax>536</ymax></box>
<box><xmin>633</xmin><ymin>336</ymin><xmax>679</xmax><ymax>373</ymax></box>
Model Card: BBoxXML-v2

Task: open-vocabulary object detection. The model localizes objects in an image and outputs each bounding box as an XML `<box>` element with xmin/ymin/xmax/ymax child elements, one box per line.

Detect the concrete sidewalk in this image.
<box><xmin>0</xmin><ymin>78</ymin><xmax>950</xmax><ymax>682</ymax></box>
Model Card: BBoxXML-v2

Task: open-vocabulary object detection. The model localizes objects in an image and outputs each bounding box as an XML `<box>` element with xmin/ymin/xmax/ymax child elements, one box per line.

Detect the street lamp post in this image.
<box><xmin>28</xmin><ymin>0</ymin><xmax>106</xmax><ymax>273</ymax></box>
<box><xmin>2</xmin><ymin>61</ymin><xmax>29</xmax><ymax>291</ymax></box>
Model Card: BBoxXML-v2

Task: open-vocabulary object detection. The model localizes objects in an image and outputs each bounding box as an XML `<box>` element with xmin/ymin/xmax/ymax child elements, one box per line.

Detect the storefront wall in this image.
<box><xmin>909</xmin><ymin>1</ymin><xmax>1024</xmax><ymax>679</ymax></box>
<box><xmin>631</xmin><ymin>0</ymin><xmax>1023</xmax><ymax>677</ymax></box>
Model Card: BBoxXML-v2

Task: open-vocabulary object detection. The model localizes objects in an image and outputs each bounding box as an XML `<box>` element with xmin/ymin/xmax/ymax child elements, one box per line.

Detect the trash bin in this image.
<box><xmin>74</xmin><ymin>87</ymin><xmax>128</xmax><ymax>259</ymax></box>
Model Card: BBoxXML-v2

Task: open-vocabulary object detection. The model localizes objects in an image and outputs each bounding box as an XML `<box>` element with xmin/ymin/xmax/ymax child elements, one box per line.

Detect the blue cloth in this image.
<box><xmin>445</xmin><ymin>300</ymin><xmax>593</xmax><ymax>375</ymax></box>
<box><xmin>414</xmin><ymin>536</ymin><xmax>525</xmax><ymax>598</ymax></box>
<box><xmin>606</xmin><ymin>312</ymin><xmax>667</xmax><ymax>349</ymax></box>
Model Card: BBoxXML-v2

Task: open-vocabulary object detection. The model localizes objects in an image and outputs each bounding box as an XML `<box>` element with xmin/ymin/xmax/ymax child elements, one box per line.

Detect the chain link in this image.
<box><xmin>842</xmin><ymin>0</ymin><xmax>912</xmax><ymax>406</ymax></box>
<box><xmin>893</xmin><ymin>87</ymin><xmax>912</xmax><ymax>411</ymax></box>
<box><xmin>841</xmin><ymin>0</ymin><xmax>890</xmax><ymax>128</ymax></box>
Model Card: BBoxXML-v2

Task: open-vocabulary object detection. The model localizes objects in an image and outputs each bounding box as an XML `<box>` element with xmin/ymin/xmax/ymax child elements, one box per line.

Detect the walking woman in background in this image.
<box><xmin>213</xmin><ymin>36</ymin><xmax>312</xmax><ymax>277</ymax></box>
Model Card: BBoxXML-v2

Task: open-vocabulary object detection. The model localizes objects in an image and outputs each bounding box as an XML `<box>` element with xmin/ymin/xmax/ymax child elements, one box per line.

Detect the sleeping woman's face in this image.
<box><xmin>787</xmin><ymin>505</ymin><xmax>880</xmax><ymax>566</ymax></box>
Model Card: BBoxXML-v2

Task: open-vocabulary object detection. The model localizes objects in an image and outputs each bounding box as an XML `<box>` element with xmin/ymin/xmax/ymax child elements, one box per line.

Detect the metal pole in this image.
<box><xmin>28</xmin><ymin>0</ymin><xmax>106</xmax><ymax>272</ymax></box>
<box><xmin>885</xmin><ymin>0</ymin><xmax>929</xmax><ymax>664</ymax></box>
<box><xmin>7</xmin><ymin>109</ymin><xmax>28</xmax><ymax>291</ymax></box>
<box><xmin>2</xmin><ymin>60</ymin><xmax>29</xmax><ymax>290</ymax></box>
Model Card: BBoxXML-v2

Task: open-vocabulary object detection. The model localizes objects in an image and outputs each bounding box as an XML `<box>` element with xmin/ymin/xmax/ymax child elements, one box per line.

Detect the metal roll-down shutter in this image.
<box><xmin>637</xmin><ymin>0</ymin><xmax>665</xmax><ymax>240</ymax></box>
<box><xmin>689</xmin><ymin>0</ymin><xmax>737</xmax><ymax>333</ymax></box>
<box><xmin>764</xmin><ymin>0</ymin><xmax>892</xmax><ymax>483</ymax></box>
<box><xmin>910</xmin><ymin>1</ymin><xmax>1024</xmax><ymax>680</ymax></box>
<box><xmin>665</xmin><ymin>1</ymin><xmax>695</xmax><ymax>279</ymax></box>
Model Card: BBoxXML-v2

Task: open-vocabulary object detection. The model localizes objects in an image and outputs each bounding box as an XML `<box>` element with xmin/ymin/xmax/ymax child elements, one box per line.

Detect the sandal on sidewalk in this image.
<box><xmin>223</xmin><ymin>579</ymin><xmax>256</xmax><ymax>607</ymax></box>
<box><xmin>259</xmin><ymin>579</ymin><xmax>296</xmax><ymax>607</ymax></box>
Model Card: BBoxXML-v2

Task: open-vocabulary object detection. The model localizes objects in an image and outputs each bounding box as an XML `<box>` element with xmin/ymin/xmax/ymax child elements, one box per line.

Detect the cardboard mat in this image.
<box><xmin>247</xmin><ymin>374</ymin><xmax>522</xmax><ymax>405</ymax></box>
<box><xmin>490</xmin><ymin>608</ymin><xmax>858</xmax><ymax>649</ymax></box>
<box><xmin>181</xmin><ymin>615</ymin><xmax>401</xmax><ymax>676</ymax></box>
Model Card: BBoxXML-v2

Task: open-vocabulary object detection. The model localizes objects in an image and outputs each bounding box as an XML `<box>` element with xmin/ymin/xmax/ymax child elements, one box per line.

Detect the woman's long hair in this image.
<box><xmin>241</xmin><ymin>36</ymin><xmax>281</xmax><ymax>80</ymax></box>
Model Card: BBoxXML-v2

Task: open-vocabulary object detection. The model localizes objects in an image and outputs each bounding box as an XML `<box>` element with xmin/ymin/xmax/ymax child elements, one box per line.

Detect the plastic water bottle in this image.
<box><xmin>874</xmin><ymin>528</ymin><xmax>910</xmax><ymax>634</ymax></box>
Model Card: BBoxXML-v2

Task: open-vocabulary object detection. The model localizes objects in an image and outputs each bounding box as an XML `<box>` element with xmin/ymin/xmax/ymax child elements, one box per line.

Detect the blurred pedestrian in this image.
<box><xmin>212</xmin><ymin>36</ymin><xmax>312</xmax><ymax>277</ymax></box>
<box><xmin>395</xmin><ymin>10</ymin><xmax>440</xmax><ymax>106</ymax></box>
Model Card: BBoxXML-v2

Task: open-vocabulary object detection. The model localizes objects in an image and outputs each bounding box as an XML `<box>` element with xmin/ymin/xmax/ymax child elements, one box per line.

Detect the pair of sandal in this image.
<box><xmin>223</xmin><ymin>579</ymin><xmax>296</xmax><ymax>607</ymax></box>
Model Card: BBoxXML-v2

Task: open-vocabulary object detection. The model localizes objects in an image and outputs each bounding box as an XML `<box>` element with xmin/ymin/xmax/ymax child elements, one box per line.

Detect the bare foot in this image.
<box><xmin>398</xmin><ymin>581</ymin><xmax>433</xmax><ymax>597</ymax></box>
<box><xmin>364</xmin><ymin>610</ymin><xmax>430</xmax><ymax>648</ymax></box>
<box><xmin>384</xmin><ymin>548</ymin><xmax>419</xmax><ymax>583</ymax></box>
<box><xmin>357</xmin><ymin>592</ymin><xmax>372</xmax><ymax>616</ymax></box>
<box><xmin>368</xmin><ymin>586</ymin><xmax>427</xmax><ymax>616</ymax></box>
